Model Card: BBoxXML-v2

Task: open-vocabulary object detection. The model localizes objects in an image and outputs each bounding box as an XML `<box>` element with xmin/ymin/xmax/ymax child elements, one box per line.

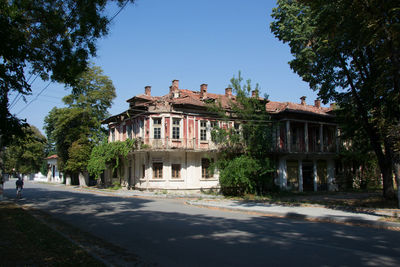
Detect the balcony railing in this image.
<box><xmin>271</xmin><ymin>139</ymin><xmax>338</xmax><ymax>153</ymax></box>
<box><xmin>136</xmin><ymin>137</ymin><xmax>219</xmax><ymax>151</ymax></box>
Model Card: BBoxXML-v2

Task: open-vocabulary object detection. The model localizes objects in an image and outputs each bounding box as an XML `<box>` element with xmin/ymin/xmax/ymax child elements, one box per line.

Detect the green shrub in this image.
<box><xmin>219</xmin><ymin>155</ymin><xmax>260</xmax><ymax>196</ymax></box>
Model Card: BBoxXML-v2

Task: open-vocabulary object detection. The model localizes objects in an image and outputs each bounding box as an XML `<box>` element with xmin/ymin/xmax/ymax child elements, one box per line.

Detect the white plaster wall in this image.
<box><xmin>132</xmin><ymin>151</ymin><xmax>219</xmax><ymax>191</ymax></box>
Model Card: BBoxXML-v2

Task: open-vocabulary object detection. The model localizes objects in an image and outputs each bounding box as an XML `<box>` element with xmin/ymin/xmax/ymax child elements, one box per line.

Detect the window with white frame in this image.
<box><xmin>140</xmin><ymin>119</ymin><xmax>144</xmax><ymax>138</ymax></box>
<box><xmin>171</xmin><ymin>164</ymin><xmax>181</xmax><ymax>179</ymax></box>
<box><xmin>119</xmin><ymin>125</ymin><xmax>123</xmax><ymax>140</ymax></box>
<box><xmin>234</xmin><ymin>123</ymin><xmax>240</xmax><ymax>135</ymax></box>
<box><xmin>127</xmin><ymin>124</ymin><xmax>132</xmax><ymax>139</ymax></box>
<box><xmin>201</xmin><ymin>158</ymin><xmax>214</xmax><ymax>178</ymax></box>
<box><xmin>111</xmin><ymin>128</ymin><xmax>115</xmax><ymax>142</ymax></box>
<box><xmin>172</xmin><ymin>118</ymin><xmax>180</xmax><ymax>139</ymax></box>
<box><xmin>153</xmin><ymin>118</ymin><xmax>161</xmax><ymax>139</ymax></box>
<box><xmin>153</xmin><ymin>162</ymin><xmax>163</xmax><ymax>179</ymax></box>
<box><xmin>200</xmin><ymin>121</ymin><xmax>207</xmax><ymax>141</ymax></box>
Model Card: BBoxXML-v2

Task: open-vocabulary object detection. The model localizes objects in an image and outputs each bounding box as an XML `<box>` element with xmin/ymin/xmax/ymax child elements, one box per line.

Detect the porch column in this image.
<box><xmin>298</xmin><ymin>159</ymin><xmax>303</xmax><ymax>192</ymax></box>
<box><xmin>276</xmin><ymin>124</ymin><xmax>281</xmax><ymax>151</ymax></box>
<box><xmin>286</xmin><ymin>120</ymin><xmax>291</xmax><ymax>152</ymax></box>
<box><xmin>327</xmin><ymin>159</ymin><xmax>336</xmax><ymax>191</ymax></box>
<box><xmin>313</xmin><ymin>160</ymin><xmax>318</xmax><ymax>191</ymax></box>
<box><xmin>304</xmin><ymin>122</ymin><xmax>309</xmax><ymax>153</ymax></box>
<box><xmin>279</xmin><ymin>158</ymin><xmax>287</xmax><ymax>189</ymax></box>
<box><xmin>319</xmin><ymin>124</ymin><xmax>324</xmax><ymax>152</ymax></box>
<box><xmin>128</xmin><ymin>158</ymin><xmax>132</xmax><ymax>187</ymax></box>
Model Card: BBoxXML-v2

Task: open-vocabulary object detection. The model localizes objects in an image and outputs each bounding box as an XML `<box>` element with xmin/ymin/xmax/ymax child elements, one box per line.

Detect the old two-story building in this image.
<box><xmin>103</xmin><ymin>80</ymin><xmax>339</xmax><ymax>192</ymax></box>
<box><xmin>103</xmin><ymin>80</ymin><xmax>232</xmax><ymax>191</ymax></box>
<box><xmin>267</xmin><ymin>98</ymin><xmax>338</xmax><ymax>192</ymax></box>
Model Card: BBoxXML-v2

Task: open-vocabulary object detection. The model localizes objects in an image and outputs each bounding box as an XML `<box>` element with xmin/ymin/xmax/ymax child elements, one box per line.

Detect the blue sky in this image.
<box><xmin>10</xmin><ymin>0</ymin><xmax>322</xmax><ymax>134</ymax></box>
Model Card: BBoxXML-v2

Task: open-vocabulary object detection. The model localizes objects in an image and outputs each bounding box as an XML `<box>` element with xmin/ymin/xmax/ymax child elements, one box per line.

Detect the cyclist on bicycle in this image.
<box><xmin>16</xmin><ymin>177</ymin><xmax>24</xmax><ymax>198</ymax></box>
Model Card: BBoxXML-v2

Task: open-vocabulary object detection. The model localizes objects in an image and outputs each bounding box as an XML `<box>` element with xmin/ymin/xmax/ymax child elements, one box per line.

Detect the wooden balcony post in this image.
<box><xmin>304</xmin><ymin>122</ymin><xmax>309</xmax><ymax>153</ymax></box>
<box><xmin>319</xmin><ymin>124</ymin><xmax>324</xmax><ymax>152</ymax></box>
<box><xmin>286</xmin><ymin>120</ymin><xmax>291</xmax><ymax>152</ymax></box>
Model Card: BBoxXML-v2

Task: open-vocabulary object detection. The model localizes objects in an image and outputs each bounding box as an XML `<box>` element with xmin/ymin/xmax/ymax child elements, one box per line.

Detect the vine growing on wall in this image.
<box><xmin>87</xmin><ymin>139</ymin><xmax>136</xmax><ymax>181</ymax></box>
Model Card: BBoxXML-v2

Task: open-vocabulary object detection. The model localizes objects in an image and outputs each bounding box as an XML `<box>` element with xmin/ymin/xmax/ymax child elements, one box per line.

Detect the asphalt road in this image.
<box><xmin>4</xmin><ymin>180</ymin><xmax>400</xmax><ymax>266</ymax></box>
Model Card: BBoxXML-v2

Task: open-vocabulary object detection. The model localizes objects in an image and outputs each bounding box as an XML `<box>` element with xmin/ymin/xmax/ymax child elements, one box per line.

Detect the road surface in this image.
<box><xmin>3</xmin><ymin>180</ymin><xmax>400</xmax><ymax>266</ymax></box>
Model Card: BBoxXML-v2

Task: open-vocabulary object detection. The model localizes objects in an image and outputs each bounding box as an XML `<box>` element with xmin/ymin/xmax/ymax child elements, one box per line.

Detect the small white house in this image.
<box><xmin>46</xmin><ymin>155</ymin><xmax>62</xmax><ymax>183</ymax></box>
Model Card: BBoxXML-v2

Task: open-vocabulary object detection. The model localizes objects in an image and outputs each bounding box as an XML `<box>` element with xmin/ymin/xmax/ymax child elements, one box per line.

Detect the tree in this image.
<box><xmin>44</xmin><ymin>65</ymin><xmax>116</xmax><ymax>182</ymax></box>
<box><xmin>0</xmin><ymin>0</ymin><xmax>134</xmax><ymax>146</ymax></box>
<box><xmin>271</xmin><ymin>0</ymin><xmax>400</xmax><ymax>201</ymax></box>
<box><xmin>210</xmin><ymin>72</ymin><xmax>275</xmax><ymax>195</ymax></box>
<box><xmin>3</xmin><ymin>125</ymin><xmax>46</xmax><ymax>175</ymax></box>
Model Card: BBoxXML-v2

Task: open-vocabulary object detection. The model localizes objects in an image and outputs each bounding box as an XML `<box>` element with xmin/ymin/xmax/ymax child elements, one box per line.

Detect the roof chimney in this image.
<box><xmin>225</xmin><ymin>87</ymin><xmax>232</xmax><ymax>98</ymax></box>
<box><xmin>172</xmin><ymin>80</ymin><xmax>179</xmax><ymax>90</ymax></box>
<box><xmin>145</xmin><ymin>86</ymin><xmax>151</xmax><ymax>96</ymax></box>
<box><xmin>200</xmin><ymin>84</ymin><xmax>208</xmax><ymax>99</ymax></box>
<box><xmin>314</xmin><ymin>99</ymin><xmax>321</xmax><ymax>108</ymax></box>
<box><xmin>251</xmin><ymin>90</ymin><xmax>258</xmax><ymax>98</ymax></box>
<box><xmin>300</xmin><ymin>96</ymin><xmax>306</xmax><ymax>105</ymax></box>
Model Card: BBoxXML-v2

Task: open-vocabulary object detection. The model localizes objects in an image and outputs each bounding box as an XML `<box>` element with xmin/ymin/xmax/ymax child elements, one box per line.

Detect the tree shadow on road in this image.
<box><xmin>4</xmin><ymin>186</ymin><xmax>400</xmax><ymax>267</ymax></box>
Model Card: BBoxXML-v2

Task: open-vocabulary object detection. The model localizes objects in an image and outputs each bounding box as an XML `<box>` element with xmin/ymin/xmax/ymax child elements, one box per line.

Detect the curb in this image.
<box><xmin>33</xmin><ymin>180</ymin><xmax>223</xmax><ymax>200</ymax></box>
<box><xmin>187</xmin><ymin>201</ymin><xmax>400</xmax><ymax>231</ymax></box>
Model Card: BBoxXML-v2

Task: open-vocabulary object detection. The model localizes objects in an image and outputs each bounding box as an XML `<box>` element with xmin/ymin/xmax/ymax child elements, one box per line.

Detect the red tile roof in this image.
<box><xmin>106</xmin><ymin>87</ymin><xmax>334</xmax><ymax>124</ymax></box>
<box><xmin>45</xmin><ymin>155</ymin><xmax>58</xmax><ymax>160</ymax></box>
<box><xmin>266</xmin><ymin>101</ymin><xmax>333</xmax><ymax>116</ymax></box>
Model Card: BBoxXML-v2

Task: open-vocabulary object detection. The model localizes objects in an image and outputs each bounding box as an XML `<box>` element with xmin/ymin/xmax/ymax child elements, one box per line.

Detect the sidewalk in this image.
<box><xmin>187</xmin><ymin>198</ymin><xmax>400</xmax><ymax>230</ymax></box>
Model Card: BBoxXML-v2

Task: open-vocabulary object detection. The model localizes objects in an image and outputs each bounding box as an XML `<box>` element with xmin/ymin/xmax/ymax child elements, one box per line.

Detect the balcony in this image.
<box><xmin>137</xmin><ymin>137</ymin><xmax>219</xmax><ymax>151</ymax></box>
<box><xmin>270</xmin><ymin>121</ymin><xmax>338</xmax><ymax>154</ymax></box>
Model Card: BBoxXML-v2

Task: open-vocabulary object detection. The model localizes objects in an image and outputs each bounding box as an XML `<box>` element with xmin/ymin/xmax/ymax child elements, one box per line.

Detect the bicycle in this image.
<box><xmin>16</xmin><ymin>187</ymin><xmax>23</xmax><ymax>199</ymax></box>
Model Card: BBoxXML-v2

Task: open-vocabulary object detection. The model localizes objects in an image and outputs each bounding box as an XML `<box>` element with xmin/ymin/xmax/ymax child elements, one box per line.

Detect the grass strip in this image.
<box><xmin>0</xmin><ymin>201</ymin><xmax>104</xmax><ymax>266</ymax></box>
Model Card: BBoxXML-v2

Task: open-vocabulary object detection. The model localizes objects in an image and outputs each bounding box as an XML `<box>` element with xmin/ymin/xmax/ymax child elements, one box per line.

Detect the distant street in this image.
<box><xmin>4</xmin><ymin>180</ymin><xmax>400</xmax><ymax>266</ymax></box>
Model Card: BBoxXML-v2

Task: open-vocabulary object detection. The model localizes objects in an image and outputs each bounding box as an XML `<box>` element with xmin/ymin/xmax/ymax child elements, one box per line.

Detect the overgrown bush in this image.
<box><xmin>219</xmin><ymin>155</ymin><xmax>260</xmax><ymax>196</ymax></box>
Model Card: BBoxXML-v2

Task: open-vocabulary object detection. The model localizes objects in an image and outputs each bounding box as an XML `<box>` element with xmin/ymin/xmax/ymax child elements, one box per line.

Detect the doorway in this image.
<box><xmin>302</xmin><ymin>161</ymin><xmax>314</xmax><ymax>191</ymax></box>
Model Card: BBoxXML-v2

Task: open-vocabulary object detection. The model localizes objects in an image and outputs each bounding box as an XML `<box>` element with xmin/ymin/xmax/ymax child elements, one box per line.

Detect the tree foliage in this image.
<box><xmin>271</xmin><ymin>0</ymin><xmax>400</xmax><ymax>200</ymax></box>
<box><xmin>0</xmin><ymin>0</ymin><xmax>134</xmax><ymax>146</ymax></box>
<box><xmin>87</xmin><ymin>139</ymin><xmax>136</xmax><ymax>180</ymax></box>
<box><xmin>3</xmin><ymin>125</ymin><xmax>46</xmax><ymax>174</ymax></box>
<box><xmin>44</xmin><ymin>65</ymin><xmax>116</xmax><ymax>174</ymax></box>
<box><xmin>211</xmin><ymin>72</ymin><xmax>275</xmax><ymax>195</ymax></box>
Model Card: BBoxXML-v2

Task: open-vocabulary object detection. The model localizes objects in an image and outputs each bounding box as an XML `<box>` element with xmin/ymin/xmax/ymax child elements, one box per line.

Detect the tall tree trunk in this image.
<box><xmin>393</xmin><ymin>162</ymin><xmax>400</xmax><ymax>208</ymax></box>
<box><xmin>383</xmin><ymin>139</ymin><xmax>396</xmax><ymax>200</ymax></box>
<box><xmin>381</xmin><ymin>160</ymin><xmax>395</xmax><ymax>199</ymax></box>
<box><xmin>339</xmin><ymin>55</ymin><xmax>395</xmax><ymax>199</ymax></box>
